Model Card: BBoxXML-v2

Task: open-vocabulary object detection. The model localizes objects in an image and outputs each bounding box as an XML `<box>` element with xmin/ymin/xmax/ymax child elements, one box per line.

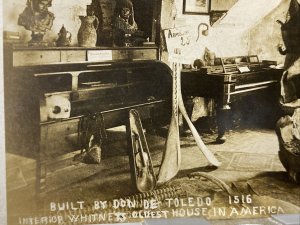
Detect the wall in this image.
<box><xmin>160</xmin><ymin>0</ymin><xmax>248</xmax><ymax>65</ymax></box>
<box><xmin>160</xmin><ymin>0</ymin><xmax>211</xmax><ymax>64</ymax></box>
<box><xmin>160</xmin><ymin>0</ymin><xmax>284</xmax><ymax>64</ymax></box>
<box><xmin>249</xmin><ymin>0</ymin><xmax>290</xmax><ymax>65</ymax></box>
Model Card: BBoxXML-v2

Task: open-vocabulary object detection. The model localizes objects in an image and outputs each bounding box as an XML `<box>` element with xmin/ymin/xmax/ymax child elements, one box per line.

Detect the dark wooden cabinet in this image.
<box><xmin>4</xmin><ymin>45</ymin><xmax>171</xmax><ymax>194</ymax></box>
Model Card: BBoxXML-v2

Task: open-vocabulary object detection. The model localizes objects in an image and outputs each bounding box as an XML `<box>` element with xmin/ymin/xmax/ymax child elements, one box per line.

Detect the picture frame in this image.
<box><xmin>183</xmin><ymin>0</ymin><xmax>211</xmax><ymax>15</ymax></box>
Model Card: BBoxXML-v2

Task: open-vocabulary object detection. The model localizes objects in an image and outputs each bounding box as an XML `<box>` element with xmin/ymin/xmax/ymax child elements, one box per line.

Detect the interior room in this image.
<box><xmin>2</xmin><ymin>0</ymin><xmax>300</xmax><ymax>224</ymax></box>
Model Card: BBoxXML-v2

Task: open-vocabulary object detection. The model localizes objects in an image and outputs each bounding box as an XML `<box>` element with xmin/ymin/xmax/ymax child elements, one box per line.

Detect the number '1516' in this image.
<box><xmin>228</xmin><ymin>195</ymin><xmax>252</xmax><ymax>204</ymax></box>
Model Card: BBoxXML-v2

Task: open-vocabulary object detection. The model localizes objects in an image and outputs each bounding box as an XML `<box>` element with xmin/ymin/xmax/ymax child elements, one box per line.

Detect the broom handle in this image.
<box><xmin>157</xmin><ymin>62</ymin><xmax>181</xmax><ymax>184</ymax></box>
<box><xmin>177</xmin><ymin>64</ymin><xmax>221</xmax><ymax>167</ymax></box>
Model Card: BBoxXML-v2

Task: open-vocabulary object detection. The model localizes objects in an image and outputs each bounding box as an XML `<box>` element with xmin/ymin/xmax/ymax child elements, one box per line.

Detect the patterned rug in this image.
<box><xmin>215</xmin><ymin>151</ymin><xmax>285</xmax><ymax>172</ymax></box>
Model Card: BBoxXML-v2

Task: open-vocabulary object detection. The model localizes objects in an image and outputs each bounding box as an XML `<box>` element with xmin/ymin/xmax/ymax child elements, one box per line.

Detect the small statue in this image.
<box><xmin>18</xmin><ymin>0</ymin><xmax>55</xmax><ymax>46</ymax></box>
<box><xmin>56</xmin><ymin>25</ymin><xmax>72</xmax><ymax>47</ymax></box>
<box><xmin>112</xmin><ymin>0</ymin><xmax>146</xmax><ymax>47</ymax></box>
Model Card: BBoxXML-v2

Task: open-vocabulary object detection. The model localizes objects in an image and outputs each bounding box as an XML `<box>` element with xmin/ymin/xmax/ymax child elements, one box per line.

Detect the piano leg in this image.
<box><xmin>216</xmin><ymin>104</ymin><xmax>231</xmax><ymax>144</ymax></box>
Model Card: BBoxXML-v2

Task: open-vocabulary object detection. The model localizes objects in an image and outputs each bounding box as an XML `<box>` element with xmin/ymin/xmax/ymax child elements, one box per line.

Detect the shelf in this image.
<box><xmin>10</xmin><ymin>45</ymin><xmax>158</xmax><ymax>51</ymax></box>
<box><xmin>43</xmin><ymin>81</ymin><xmax>149</xmax><ymax>97</ymax></box>
<box><xmin>12</xmin><ymin>47</ymin><xmax>158</xmax><ymax>67</ymax></box>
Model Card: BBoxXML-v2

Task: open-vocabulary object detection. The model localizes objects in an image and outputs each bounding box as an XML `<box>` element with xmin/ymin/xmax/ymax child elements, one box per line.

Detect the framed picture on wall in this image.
<box><xmin>183</xmin><ymin>0</ymin><xmax>211</xmax><ymax>15</ymax></box>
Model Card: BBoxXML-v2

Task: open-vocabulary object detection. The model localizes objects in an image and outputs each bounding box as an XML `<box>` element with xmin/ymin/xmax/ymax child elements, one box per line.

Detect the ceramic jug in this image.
<box><xmin>56</xmin><ymin>25</ymin><xmax>72</xmax><ymax>47</ymax></box>
<box><xmin>77</xmin><ymin>15</ymin><xmax>99</xmax><ymax>47</ymax></box>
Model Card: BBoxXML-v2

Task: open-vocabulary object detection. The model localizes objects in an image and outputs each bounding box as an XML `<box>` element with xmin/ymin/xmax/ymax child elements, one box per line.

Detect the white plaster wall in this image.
<box><xmin>160</xmin><ymin>0</ymin><xmax>283</xmax><ymax>64</ymax></box>
<box><xmin>160</xmin><ymin>0</ymin><xmax>211</xmax><ymax>64</ymax></box>
<box><xmin>3</xmin><ymin>0</ymin><xmax>92</xmax><ymax>45</ymax></box>
<box><xmin>160</xmin><ymin>0</ymin><xmax>249</xmax><ymax>66</ymax></box>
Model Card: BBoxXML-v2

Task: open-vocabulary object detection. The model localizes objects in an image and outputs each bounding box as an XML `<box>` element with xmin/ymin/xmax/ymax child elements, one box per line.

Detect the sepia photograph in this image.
<box><xmin>1</xmin><ymin>0</ymin><xmax>300</xmax><ymax>224</ymax></box>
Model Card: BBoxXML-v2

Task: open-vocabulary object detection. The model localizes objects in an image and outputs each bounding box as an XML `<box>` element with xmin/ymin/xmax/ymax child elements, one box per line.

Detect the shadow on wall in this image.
<box><xmin>208</xmin><ymin>0</ymin><xmax>283</xmax><ymax>58</ymax></box>
<box><xmin>249</xmin><ymin>0</ymin><xmax>290</xmax><ymax>64</ymax></box>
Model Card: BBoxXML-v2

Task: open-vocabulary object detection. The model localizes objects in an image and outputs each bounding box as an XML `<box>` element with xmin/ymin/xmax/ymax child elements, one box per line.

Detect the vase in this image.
<box><xmin>77</xmin><ymin>15</ymin><xmax>99</xmax><ymax>47</ymax></box>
